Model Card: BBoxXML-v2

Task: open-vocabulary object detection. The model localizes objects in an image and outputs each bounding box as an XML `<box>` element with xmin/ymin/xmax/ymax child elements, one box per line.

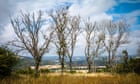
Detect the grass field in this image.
<box><xmin>0</xmin><ymin>73</ymin><xmax>140</xmax><ymax>84</ymax></box>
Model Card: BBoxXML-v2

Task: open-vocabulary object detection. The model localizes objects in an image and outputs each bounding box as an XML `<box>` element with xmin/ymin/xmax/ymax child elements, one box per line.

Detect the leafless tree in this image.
<box><xmin>84</xmin><ymin>19</ymin><xmax>105</xmax><ymax>73</ymax></box>
<box><xmin>101</xmin><ymin>19</ymin><xmax>129</xmax><ymax>67</ymax></box>
<box><xmin>66</xmin><ymin>16</ymin><xmax>81</xmax><ymax>72</ymax></box>
<box><xmin>84</xmin><ymin>18</ymin><xmax>96</xmax><ymax>73</ymax></box>
<box><xmin>10</xmin><ymin>11</ymin><xmax>54</xmax><ymax>76</ymax></box>
<box><xmin>91</xmin><ymin>31</ymin><xmax>105</xmax><ymax>72</ymax></box>
<box><xmin>49</xmin><ymin>7</ymin><xmax>70</xmax><ymax>74</ymax></box>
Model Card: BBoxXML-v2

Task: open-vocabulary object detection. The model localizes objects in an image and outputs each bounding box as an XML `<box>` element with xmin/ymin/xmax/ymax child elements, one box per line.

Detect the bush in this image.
<box><xmin>16</xmin><ymin>67</ymin><xmax>34</xmax><ymax>74</ymax></box>
<box><xmin>70</xmin><ymin>70</ymin><xmax>76</xmax><ymax>74</ymax></box>
<box><xmin>129</xmin><ymin>58</ymin><xmax>140</xmax><ymax>74</ymax></box>
<box><xmin>116</xmin><ymin>58</ymin><xmax>140</xmax><ymax>74</ymax></box>
<box><xmin>0</xmin><ymin>47</ymin><xmax>18</xmax><ymax>78</ymax></box>
<box><xmin>40</xmin><ymin>69</ymin><xmax>50</xmax><ymax>73</ymax></box>
<box><xmin>96</xmin><ymin>69</ymin><xmax>105</xmax><ymax>72</ymax></box>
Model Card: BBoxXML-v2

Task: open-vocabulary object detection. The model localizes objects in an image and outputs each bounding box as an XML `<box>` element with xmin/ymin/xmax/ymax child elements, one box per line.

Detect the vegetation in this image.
<box><xmin>116</xmin><ymin>58</ymin><xmax>140</xmax><ymax>74</ymax></box>
<box><xmin>0</xmin><ymin>46</ymin><xmax>18</xmax><ymax>78</ymax></box>
<box><xmin>0</xmin><ymin>73</ymin><xmax>140</xmax><ymax>84</ymax></box>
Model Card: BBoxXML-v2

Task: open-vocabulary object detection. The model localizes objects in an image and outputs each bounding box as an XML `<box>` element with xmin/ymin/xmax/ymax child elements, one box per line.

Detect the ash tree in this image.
<box><xmin>101</xmin><ymin>19</ymin><xmax>129</xmax><ymax>68</ymax></box>
<box><xmin>84</xmin><ymin>18</ymin><xmax>96</xmax><ymax>73</ymax></box>
<box><xmin>91</xmin><ymin>29</ymin><xmax>105</xmax><ymax>72</ymax></box>
<box><xmin>10</xmin><ymin>11</ymin><xmax>54</xmax><ymax>76</ymax></box>
<box><xmin>66</xmin><ymin>16</ymin><xmax>81</xmax><ymax>72</ymax></box>
<box><xmin>84</xmin><ymin>18</ymin><xmax>105</xmax><ymax>73</ymax></box>
<box><xmin>49</xmin><ymin>7</ymin><xmax>70</xmax><ymax>74</ymax></box>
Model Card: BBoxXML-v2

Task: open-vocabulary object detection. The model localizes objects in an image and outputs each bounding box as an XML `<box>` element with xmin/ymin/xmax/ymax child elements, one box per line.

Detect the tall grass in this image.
<box><xmin>0</xmin><ymin>73</ymin><xmax>140</xmax><ymax>84</ymax></box>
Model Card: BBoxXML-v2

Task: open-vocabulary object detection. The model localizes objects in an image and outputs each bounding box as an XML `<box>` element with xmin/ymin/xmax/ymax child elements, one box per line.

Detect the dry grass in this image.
<box><xmin>0</xmin><ymin>73</ymin><xmax>140</xmax><ymax>84</ymax></box>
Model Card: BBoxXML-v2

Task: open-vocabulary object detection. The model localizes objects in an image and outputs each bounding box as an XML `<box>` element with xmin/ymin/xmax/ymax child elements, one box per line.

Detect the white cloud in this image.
<box><xmin>69</xmin><ymin>0</ymin><xmax>116</xmax><ymax>19</ymax></box>
<box><xmin>123</xmin><ymin>30</ymin><xmax>140</xmax><ymax>55</ymax></box>
<box><xmin>118</xmin><ymin>0</ymin><xmax>140</xmax><ymax>3</ymax></box>
<box><xmin>112</xmin><ymin>9</ymin><xmax>140</xmax><ymax>25</ymax></box>
<box><xmin>0</xmin><ymin>24</ymin><xmax>16</xmax><ymax>44</ymax></box>
<box><xmin>125</xmin><ymin>10</ymin><xmax>140</xmax><ymax>24</ymax></box>
<box><xmin>126</xmin><ymin>10</ymin><xmax>140</xmax><ymax>17</ymax></box>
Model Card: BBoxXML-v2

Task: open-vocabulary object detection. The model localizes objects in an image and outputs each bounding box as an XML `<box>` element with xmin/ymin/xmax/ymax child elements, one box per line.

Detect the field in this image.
<box><xmin>0</xmin><ymin>73</ymin><xmax>140</xmax><ymax>84</ymax></box>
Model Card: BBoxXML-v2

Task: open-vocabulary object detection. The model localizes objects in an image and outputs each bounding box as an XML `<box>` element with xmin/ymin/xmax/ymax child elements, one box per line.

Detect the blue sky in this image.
<box><xmin>0</xmin><ymin>0</ymin><xmax>140</xmax><ymax>56</ymax></box>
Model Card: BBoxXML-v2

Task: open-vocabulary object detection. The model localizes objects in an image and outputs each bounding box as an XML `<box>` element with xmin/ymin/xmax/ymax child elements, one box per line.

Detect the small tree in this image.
<box><xmin>122</xmin><ymin>50</ymin><xmax>128</xmax><ymax>64</ymax></box>
<box><xmin>0</xmin><ymin>46</ymin><xmax>17</xmax><ymax>78</ymax></box>
<box><xmin>101</xmin><ymin>19</ymin><xmax>129</xmax><ymax>68</ymax></box>
<box><xmin>10</xmin><ymin>11</ymin><xmax>54</xmax><ymax>76</ymax></box>
<box><xmin>91</xmin><ymin>32</ymin><xmax>105</xmax><ymax>72</ymax></box>
<box><xmin>84</xmin><ymin>18</ymin><xmax>96</xmax><ymax>73</ymax></box>
<box><xmin>66</xmin><ymin>16</ymin><xmax>81</xmax><ymax>72</ymax></box>
<box><xmin>49</xmin><ymin>7</ymin><xmax>69</xmax><ymax>74</ymax></box>
<box><xmin>84</xmin><ymin>19</ymin><xmax>105</xmax><ymax>73</ymax></box>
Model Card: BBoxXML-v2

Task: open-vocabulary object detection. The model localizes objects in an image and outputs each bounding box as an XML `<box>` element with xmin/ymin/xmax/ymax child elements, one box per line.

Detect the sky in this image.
<box><xmin>0</xmin><ymin>0</ymin><xmax>140</xmax><ymax>56</ymax></box>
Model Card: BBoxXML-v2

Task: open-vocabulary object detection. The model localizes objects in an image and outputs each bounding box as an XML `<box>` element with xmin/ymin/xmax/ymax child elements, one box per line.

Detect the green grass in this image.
<box><xmin>0</xmin><ymin>73</ymin><xmax>140</xmax><ymax>84</ymax></box>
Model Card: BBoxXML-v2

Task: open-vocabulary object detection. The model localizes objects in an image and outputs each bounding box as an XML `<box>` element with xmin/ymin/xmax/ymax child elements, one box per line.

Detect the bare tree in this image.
<box><xmin>66</xmin><ymin>16</ymin><xmax>81</xmax><ymax>72</ymax></box>
<box><xmin>49</xmin><ymin>7</ymin><xmax>70</xmax><ymax>74</ymax></box>
<box><xmin>10</xmin><ymin>11</ymin><xmax>54</xmax><ymax>76</ymax></box>
<box><xmin>101</xmin><ymin>19</ymin><xmax>129</xmax><ymax>68</ymax></box>
<box><xmin>84</xmin><ymin>18</ymin><xmax>96</xmax><ymax>73</ymax></box>
<box><xmin>91</xmin><ymin>31</ymin><xmax>105</xmax><ymax>72</ymax></box>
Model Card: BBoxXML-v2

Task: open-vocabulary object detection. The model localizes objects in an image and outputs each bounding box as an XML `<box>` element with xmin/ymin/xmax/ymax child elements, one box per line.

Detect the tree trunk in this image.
<box><xmin>69</xmin><ymin>57</ymin><xmax>72</xmax><ymax>72</ymax></box>
<box><xmin>34</xmin><ymin>60</ymin><xmax>40</xmax><ymax>77</ymax></box>
<box><xmin>61</xmin><ymin>56</ymin><xmax>64</xmax><ymax>75</ymax></box>
<box><xmin>88</xmin><ymin>63</ymin><xmax>91</xmax><ymax>73</ymax></box>
<box><xmin>93</xmin><ymin>60</ymin><xmax>96</xmax><ymax>72</ymax></box>
<box><xmin>108</xmin><ymin>51</ymin><xmax>111</xmax><ymax>66</ymax></box>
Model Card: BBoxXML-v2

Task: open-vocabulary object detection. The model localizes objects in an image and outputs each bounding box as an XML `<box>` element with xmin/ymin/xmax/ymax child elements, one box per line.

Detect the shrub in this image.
<box><xmin>116</xmin><ymin>58</ymin><xmax>140</xmax><ymax>74</ymax></box>
<box><xmin>0</xmin><ymin>47</ymin><xmax>18</xmax><ymax>78</ymax></box>
<box><xmin>40</xmin><ymin>69</ymin><xmax>50</xmax><ymax>73</ymax></box>
<box><xmin>96</xmin><ymin>69</ymin><xmax>105</xmax><ymax>72</ymax></box>
<box><xmin>129</xmin><ymin>58</ymin><xmax>140</xmax><ymax>74</ymax></box>
<box><xmin>70</xmin><ymin>70</ymin><xmax>76</xmax><ymax>74</ymax></box>
<box><xmin>16</xmin><ymin>67</ymin><xmax>34</xmax><ymax>74</ymax></box>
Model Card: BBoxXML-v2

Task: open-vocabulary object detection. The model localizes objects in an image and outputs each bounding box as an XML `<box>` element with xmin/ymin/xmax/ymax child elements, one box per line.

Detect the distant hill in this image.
<box><xmin>15</xmin><ymin>55</ymin><xmax>139</xmax><ymax>69</ymax></box>
<box><xmin>15</xmin><ymin>56</ymin><xmax>34</xmax><ymax>69</ymax></box>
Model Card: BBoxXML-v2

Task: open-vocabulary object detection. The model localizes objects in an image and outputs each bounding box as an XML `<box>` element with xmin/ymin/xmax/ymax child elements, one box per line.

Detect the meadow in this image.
<box><xmin>0</xmin><ymin>73</ymin><xmax>140</xmax><ymax>84</ymax></box>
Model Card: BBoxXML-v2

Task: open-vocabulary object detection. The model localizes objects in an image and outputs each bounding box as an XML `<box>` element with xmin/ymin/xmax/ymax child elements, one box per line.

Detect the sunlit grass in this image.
<box><xmin>0</xmin><ymin>73</ymin><xmax>140</xmax><ymax>84</ymax></box>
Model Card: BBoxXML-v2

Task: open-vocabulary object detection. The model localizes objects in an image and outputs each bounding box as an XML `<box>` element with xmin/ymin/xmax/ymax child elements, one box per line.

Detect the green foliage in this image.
<box><xmin>96</xmin><ymin>69</ymin><xmax>105</xmax><ymax>72</ymax></box>
<box><xmin>116</xmin><ymin>58</ymin><xmax>140</xmax><ymax>74</ymax></box>
<box><xmin>129</xmin><ymin>58</ymin><xmax>140</xmax><ymax>74</ymax></box>
<box><xmin>40</xmin><ymin>69</ymin><xmax>50</xmax><ymax>73</ymax></box>
<box><xmin>16</xmin><ymin>67</ymin><xmax>34</xmax><ymax>74</ymax></box>
<box><xmin>70</xmin><ymin>70</ymin><xmax>76</xmax><ymax>74</ymax></box>
<box><xmin>116</xmin><ymin>64</ymin><xmax>130</xmax><ymax>73</ymax></box>
<box><xmin>0</xmin><ymin>47</ymin><xmax>18</xmax><ymax>78</ymax></box>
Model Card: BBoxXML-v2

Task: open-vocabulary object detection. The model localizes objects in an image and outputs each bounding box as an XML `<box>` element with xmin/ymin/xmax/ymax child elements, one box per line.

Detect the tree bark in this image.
<box><xmin>34</xmin><ymin>60</ymin><xmax>40</xmax><ymax>77</ymax></box>
<box><xmin>88</xmin><ymin>63</ymin><xmax>91</xmax><ymax>73</ymax></box>
<box><xmin>61</xmin><ymin>56</ymin><xmax>64</xmax><ymax>75</ymax></box>
<box><xmin>108</xmin><ymin>51</ymin><xmax>111</xmax><ymax>66</ymax></box>
<box><xmin>69</xmin><ymin>57</ymin><xmax>73</xmax><ymax>72</ymax></box>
